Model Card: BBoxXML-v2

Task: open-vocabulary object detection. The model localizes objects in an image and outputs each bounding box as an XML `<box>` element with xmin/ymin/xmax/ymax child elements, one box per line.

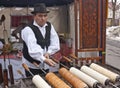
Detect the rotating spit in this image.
<box><xmin>81</xmin><ymin>65</ymin><xmax>119</xmax><ymax>88</ymax></box>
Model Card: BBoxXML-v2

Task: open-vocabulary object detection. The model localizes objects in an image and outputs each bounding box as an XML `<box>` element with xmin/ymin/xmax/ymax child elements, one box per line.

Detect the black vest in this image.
<box><xmin>23</xmin><ymin>22</ymin><xmax>51</xmax><ymax>64</ymax></box>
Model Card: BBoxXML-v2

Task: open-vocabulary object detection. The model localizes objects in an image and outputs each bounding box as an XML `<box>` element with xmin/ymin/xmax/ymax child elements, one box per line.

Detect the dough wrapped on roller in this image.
<box><xmin>45</xmin><ymin>72</ymin><xmax>71</xmax><ymax>88</ymax></box>
<box><xmin>81</xmin><ymin>66</ymin><xmax>110</xmax><ymax>85</ymax></box>
<box><xmin>90</xmin><ymin>63</ymin><xmax>120</xmax><ymax>82</ymax></box>
<box><xmin>70</xmin><ymin>67</ymin><xmax>100</xmax><ymax>88</ymax></box>
<box><xmin>59</xmin><ymin>67</ymin><xmax>88</xmax><ymax>88</ymax></box>
<box><xmin>32</xmin><ymin>75</ymin><xmax>51</xmax><ymax>88</ymax></box>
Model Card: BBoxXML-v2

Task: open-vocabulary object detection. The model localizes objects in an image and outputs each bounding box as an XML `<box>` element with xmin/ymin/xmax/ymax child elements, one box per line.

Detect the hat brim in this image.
<box><xmin>31</xmin><ymin>11</ymin><xmax>49</xmax><ymax>14</ymax></box>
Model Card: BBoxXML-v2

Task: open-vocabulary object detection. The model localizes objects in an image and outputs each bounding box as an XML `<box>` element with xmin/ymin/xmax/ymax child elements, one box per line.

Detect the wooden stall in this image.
<box><xmin>74</xmin><ymin>0</ymin><xmax>107</xmax><ymax>65</ymax></box>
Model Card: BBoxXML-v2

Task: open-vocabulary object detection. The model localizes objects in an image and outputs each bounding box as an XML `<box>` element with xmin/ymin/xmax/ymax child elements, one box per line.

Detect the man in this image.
<box><xmin>21</xmin><ymin>3</ymin><xmax>60</xmax><ymax>77</ymax></box>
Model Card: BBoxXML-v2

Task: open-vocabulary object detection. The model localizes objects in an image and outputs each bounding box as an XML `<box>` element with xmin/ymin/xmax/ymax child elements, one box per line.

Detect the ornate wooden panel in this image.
<box><xmin>79</xmin><ymin>0</ymin><xmax>101</xmax><ymax>50</ymax></box>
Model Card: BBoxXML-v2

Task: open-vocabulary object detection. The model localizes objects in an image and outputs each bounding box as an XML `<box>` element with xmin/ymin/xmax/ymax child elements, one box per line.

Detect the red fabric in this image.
<box><xmin>51</xmin><ymin>51</ymin><xmax>62</xmax><ymax>61</ymax></box>
<box><xmin>0</xmin><ymin>53</ymin><xmax>22</xmax><ymax>59</ymax></box>
<box><xmin>50</xmin><ymin>43</ymin><xmax>73</xmax><ymax>62</ymax></box>
<box><xmin>11</xmin><ymin>15</ymin><xmax>33</xmax><ymax>27</ymax></box>
<box><xmin>60</xmin><ymin>43</ymin><xmax>73</xmax><ymax>56</ymax></box>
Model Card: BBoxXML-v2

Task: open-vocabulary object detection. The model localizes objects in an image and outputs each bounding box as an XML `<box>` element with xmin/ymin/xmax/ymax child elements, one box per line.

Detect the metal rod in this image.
<box><xmin>115</xmin><ymin>76</ymin><xmax>120</xmax><ymax>82</ymax></box>
<box><xmin>96</xmin><ymin>83</ymin><xmax>104</xmax><ymax>88</ymax></box>
<box><xmin>59</xmin><ymin>63</ymin><xmax>69</xmax><ymax>70</ymax></box>
<box><xmin>40</xmin><ymin>68</ymin><xmax>47</xmax><ymax>75</ymax></box>
<box><xmin>108</xmin><ymin>82</ymin><xmax>119</xmax><ymax>88</ymax></box>
<box><xmin>51</xmin><ymin>58</ymin><xmax>70</xmax><ymax>70</ymax></box>
<box><xmin>28</xmin><ymin>70</ymin><xmax>34</xmax><ymax>76</ymax></box>
<box><xmin>32</xmin><ymin>62</ymin><xmax>47</xmax><ymax>75</ymax></box>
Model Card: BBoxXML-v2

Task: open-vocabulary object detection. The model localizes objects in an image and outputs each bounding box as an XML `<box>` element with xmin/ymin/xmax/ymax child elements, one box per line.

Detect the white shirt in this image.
<box><xmin>0</xmin><ymin>41</ymin><xmax>3</xmax><ymax>54</ymax></box>
<box><xmin>21</xmin><ymin>21</ymin><xmax>60</xmax><ymax>69</ymax></box>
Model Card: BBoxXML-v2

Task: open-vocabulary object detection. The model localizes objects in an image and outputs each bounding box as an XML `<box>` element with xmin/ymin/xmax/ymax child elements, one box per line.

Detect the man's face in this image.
<box><xmin>34</xmin><ymin>13</ymin><xmax>48</xmax><ymax>27</ymax></box>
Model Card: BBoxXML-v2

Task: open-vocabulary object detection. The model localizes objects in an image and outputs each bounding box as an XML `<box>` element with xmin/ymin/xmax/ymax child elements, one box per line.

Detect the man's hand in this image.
<box><xmin>44</xmin><ymin>58</ymin><xmax>56</xmax><ymax>67</ymax></box>
<box><xmin>44</xmin><ymin>53</ymin><xmax>50</xmax><ymax>59</ymax></box>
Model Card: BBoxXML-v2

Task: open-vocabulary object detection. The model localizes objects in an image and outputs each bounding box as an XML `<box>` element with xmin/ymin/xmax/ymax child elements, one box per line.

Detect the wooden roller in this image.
<box><xmin>22</xmin><ymin>63</ymin><xmax>51</xmax><ymax>88</ymax></box>
<box><xmin>59</xmin><ymin>67</ymin><xmax>88</xmax><ymax>88</ymax></box>
<box><xmin>81</xmin><ymin>66</ymin><xmax>110</xmax><ymax>86</ymax></box>
<box><xmin>8</xmin><ymin>64</ymin><xmax>14</xmax><ymax>84</ymax></box>
<box><xmin>70</xmin><ymin>67</ymin><xmax>103</xmax><ymax>88</ymax></box>
<box><xmin>3</xmin><ymin>69</ymin><xmax>8</xmax><ymax>88</ymax></box>
<box><xmin>3</xmin><ymin>54</ymin><xmax>8</xmax><ymax>88</ymax></box>
<box><xmin>62</xmin><ymin>56</ymin><xmax>72</xmax><ymax>63</ymax></box>
<box><xmin>32</xmin><ymin>75</ymin><xmax>51</xmax><ymax>88</ymax></box>
<box><xmin>17</xmin><ymin>70</ymin><xmax>25</xmax><ymax>78</ymax></box>
<box><xmin>22</xmin><ymin>63</ymin><xmax>34</xmax><ymax>76</ymax></box>
<box><xmin>45</xmin><ymin>72</ymin><xmax>71</xmax><ymax>88</ymax></box>
<box><xmin>90</xmin><ymin>63</ymin><xmax>120</xmax><ymax>82</ymax></box>
<box><xmin>52</xmin><ymin>58</ymin><xmax>70</xmax><ymax>69</ymax></box>
<box><xmin>8</xmin><ymin>54</ymin><xmax>14</xmax><ymax>85</ymax></box>
<box><xmin>0</xmin><ymin>63</ymin><xmax>3</xmax><ymax>84</ymax></box>
<box><xmin>69</xmin><ymin>54</ymin><xmax>78</xmax><ymax>59</ymax></box>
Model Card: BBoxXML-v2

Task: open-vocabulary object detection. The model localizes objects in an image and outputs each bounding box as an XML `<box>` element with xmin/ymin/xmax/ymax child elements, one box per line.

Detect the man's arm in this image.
<box><xmin>47</xmin><ymin>24</ymin><xmax>60</xmax><ymax>55</ymax></box>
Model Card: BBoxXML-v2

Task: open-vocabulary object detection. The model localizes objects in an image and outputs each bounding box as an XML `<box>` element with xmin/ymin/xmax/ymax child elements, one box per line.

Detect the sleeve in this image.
<box><xmin>47</xmin><ymin>24</ymin><xmax>60</xmax><ymax>55</ymax></box>
<box><xmin>21</xmin><ymin>26</ymin><xmax>46</xmax><ymax>63</ymax></box>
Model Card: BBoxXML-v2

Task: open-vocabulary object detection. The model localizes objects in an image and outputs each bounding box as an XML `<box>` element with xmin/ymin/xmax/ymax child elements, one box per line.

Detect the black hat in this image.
<box><xmin>31</xmin><ymin>3</ymin><xmax>49</xmax><ymax>14</ymax></box>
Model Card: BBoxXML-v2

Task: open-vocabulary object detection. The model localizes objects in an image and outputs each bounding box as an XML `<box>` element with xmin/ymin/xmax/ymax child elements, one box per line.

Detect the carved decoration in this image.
<box><xmin>80</xmin><ymin>0</ymin><xmax>100</xmax><ymax>49</ymax></box>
